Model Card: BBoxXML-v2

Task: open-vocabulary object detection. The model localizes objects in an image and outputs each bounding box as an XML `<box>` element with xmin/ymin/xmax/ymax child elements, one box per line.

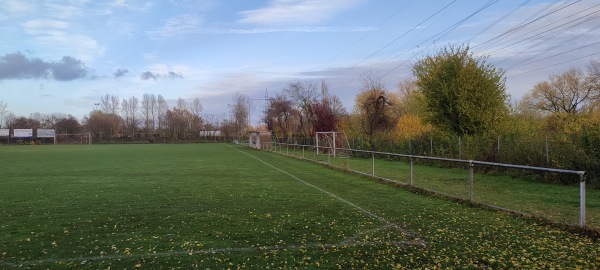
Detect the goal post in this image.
<box><xmin>316</xmin><ymin>132</ymin><xmax>351</xmax><ymax>158</ymax></box>
<box><xmin>55</xmin><ymin>133</ymin><xmax>92</xmax><ymax>145</ymax></box>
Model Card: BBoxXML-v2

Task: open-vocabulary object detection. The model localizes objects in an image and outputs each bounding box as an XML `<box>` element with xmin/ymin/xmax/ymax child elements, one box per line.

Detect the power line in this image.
<box><xmin>339</xmin><ymin>0</ymin><xmax>459</xmax><ymax>76</ymax></box>
<box><xmin>506</xmin><ymin>41</ymin><xmax>600</xmax><ymax>70</ymax></box>
<box><xmin>381</xmin><ymin>0</ymin><xmax>500</xmax><ymax>79</ymax></box>
<box><xmin>502</xmin><ymin>21</ymin><xmax>600</xmax><ymax>69</ymax></box>
<box><xmin>473</xmin><ymin>0</ymin><xmax>582</xmax><ymax>50</ymax></box>
<box><xmin>317</xmin><ymin>0</ymin><xmax>417</xmax><ymax>70</ymax></box>
<box><xmin>485</xmin><ymin>5</ymin><xmax>600</xmax><ymax>56</ymax></box>
<box><xmin>508</xmin><ymin>51</ymin><xmax>600</xmax><ymax>77</ymax></box>
<box><xmin>465</xmin><ymin>0</ymin><xmax>533</xmax><ymax>44</ymax></box>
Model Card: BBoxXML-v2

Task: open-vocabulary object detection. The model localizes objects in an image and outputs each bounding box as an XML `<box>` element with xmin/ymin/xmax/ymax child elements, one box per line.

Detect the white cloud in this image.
<box><xmin>238</xmin><ymin>0</ymin><xmax>362</xmax><ymax>25</ymax></box>
<box><xmin>36</xmin><ymin>32</ymin><xmax>105</xmax><ymax>63</ymax></box>
<box><xmin>0</xmin><ymin>0</ymin><xmax>36</xmax><ymax>13</ymax></box>
<box><xmin>22</xmin><ymin>19</ymin><xmax>70</xmax><ymax>35</ymax></box>
<box><xmin>146</xmin><ymin>13</ymin><xmax>203</xmax><ymax>39</ymax></box>
<box><xmin>44</xmin><ymin>2</ymin><xmax>83</xmax><ymax>19</ymax></box>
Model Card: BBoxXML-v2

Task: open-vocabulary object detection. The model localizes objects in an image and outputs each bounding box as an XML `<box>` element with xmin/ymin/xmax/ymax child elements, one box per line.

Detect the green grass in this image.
<box><xmin>1</xmin><ymin>143</ymin><xmax>599</xmax><ymax>269</ymax></box>
<box><xmin>280</xmin><ymin>144</ymin><xmax>600</xmax><ymax>227</ymax></box>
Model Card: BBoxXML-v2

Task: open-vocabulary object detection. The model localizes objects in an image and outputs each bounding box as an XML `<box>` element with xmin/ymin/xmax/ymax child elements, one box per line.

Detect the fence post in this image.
<box><xmin>546</xmin><ymin>137</ymin><xmax>550</xmax><ymax>167</ymax></box>
<box><xmin>497</xmin><ymin>136</ymin><xmax>501</xmax><ymax>161</ymax></box>
<box><xmin>430</xmin><ymin>137</ymin><xmax>433</xmax><ymax>156</ymax></box>
<box><xmin>469</xmin><ymin>161</ymin><xmax>474</xmax><ymax>202</ymax></box>
<box><xmin>372</xmin><ymin>153</ymin><xmax>375</xmax><ymax>177</ymax></box>
<box><xmin>286</xmin><ymin>144</ymin><xmax>289</xmax><ymax>156</ymax></box>
<box><xmin>459</xmin><ymin>136</ymin><xmax>462</xmax><ymax>159</ymax></box>
<box><xmin>580</xmin><ymin>173</ymin><xmax>587</xmax><ymax>227</ymax></box>
<box><xmin>345</xmin><ymin>153</ymin><xmax>349</xmax><ymax>170</ymax></box>
<box><xmin>410</xmin><ymin>157</ymin><xmax>414</xmax><ymax>186</ymax></box>
<box><xmin>302</xmin><ymin>145</ymin><xmax>305</xmax><ymax>159</ymax></box>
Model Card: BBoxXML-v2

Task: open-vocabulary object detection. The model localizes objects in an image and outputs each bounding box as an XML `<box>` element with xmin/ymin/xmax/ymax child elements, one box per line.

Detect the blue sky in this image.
<box><xmin>1</xmin><ymin>0</ymin><xmax>599</xmax><ymax>125</ymax></box>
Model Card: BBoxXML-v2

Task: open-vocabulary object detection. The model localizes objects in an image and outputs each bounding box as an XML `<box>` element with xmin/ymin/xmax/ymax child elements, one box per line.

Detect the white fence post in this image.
<box><xmin>371</xmin><ymin>153</ymin><xmax>375</xmax><ymax>177</ymax></box>
<box><xmin>410</xmin><ymin>157</ymin><xmax>414</xmax><ymax>186</ymax></box>
<box><xmin>580</xmin><ymin>173</ymin><xmax>586</xmax><ymax>227</ymax></box>
<box><xmin>469</xmin><ymin>161</ymin><xmax>474</xmax><ymax>202</ymax></box>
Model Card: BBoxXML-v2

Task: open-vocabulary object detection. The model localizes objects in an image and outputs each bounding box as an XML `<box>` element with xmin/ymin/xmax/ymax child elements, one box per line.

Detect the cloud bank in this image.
<box><xmin>0</xmin><ymin>52</ymin><xmax>88</xmax><ymax>81</ymax></box>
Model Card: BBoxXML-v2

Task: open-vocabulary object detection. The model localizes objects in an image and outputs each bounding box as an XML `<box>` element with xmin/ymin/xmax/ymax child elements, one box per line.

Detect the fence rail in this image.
<box><xmin>263</xmin><ymin>142</ymin><xmax>588</xmax><ymax>227</ymax></box>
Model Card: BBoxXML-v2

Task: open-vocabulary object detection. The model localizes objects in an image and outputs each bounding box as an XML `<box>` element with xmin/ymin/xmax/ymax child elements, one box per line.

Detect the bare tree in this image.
<box><xmin>176</xmin><ymin>97</ymin><xmax>187</xmax><ymax>110</ymax></box>
<box><xmin>100</xmin><ymin>94</ymin><xmax>120</xmax><ymax>115</ymax></box>
<box><xmin>284</xmin><ymin>81</ymin><xmax>319</xmax><ymax>137</ymax></box>
<box><xmin>141</xmin><ymin>93</ymin><xmax>157</xmax><ymax>132</ymax></box>
<box><xmin>230</xmin><ymin>92</ymin><xmax>252</xmax><ymax>138</ymax></box>
<box><xmin>4</xmin><ymin>112</ymin><xmax>16</xmax><ymax>128</ymax></box>
<box><xmin>523</xmin><ymin>68</ymin><xmax>599</xmax><ymax>114</ymax></box>
<box><xmin>0</xmin><ymin>101</ymin><xmax>8</xmax><ymax>128</ymax></box>
<box><xmin>191</xmin><ymin>97</ymin><xmax>203</xmax><ymax>118</ymax></box>
<box><xmin>121</xmin><ymin>96</ymin><xmax>139</xmax><ymax>137</ymax></box>
<box><xmin>157</xmin><ymin>95</ymin><xmax>168</xmax><ymax>131</ymax></box>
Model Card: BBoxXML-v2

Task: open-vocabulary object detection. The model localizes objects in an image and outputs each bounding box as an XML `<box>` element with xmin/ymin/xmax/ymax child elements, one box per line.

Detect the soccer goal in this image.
<box><xmin>316</xmin><ymin>132</ymin><xmax>351</xmax><ymax>158</ymax></box>
<box><xmin>55</xmin><ymin>133</ymin><xmax>92</xmax><ymax>145</ymax></box>
<box><xmin>249</xmin><ymin>131</ymin><xmax>272</xmax><ymax>150</ymax></box>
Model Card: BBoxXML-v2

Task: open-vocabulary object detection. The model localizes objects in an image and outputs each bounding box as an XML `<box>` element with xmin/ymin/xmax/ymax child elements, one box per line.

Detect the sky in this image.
<box><xmin>1</xmin><ymin>0</ymin><xmax>600</xmax><ymax>125</ymax></box>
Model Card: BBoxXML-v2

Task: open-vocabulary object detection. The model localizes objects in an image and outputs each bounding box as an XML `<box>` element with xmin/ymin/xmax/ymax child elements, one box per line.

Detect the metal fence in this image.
<box><xmin>264</xmin><ymin>142</ymin><xmax>588</xmax><ymax>227</ymax></box>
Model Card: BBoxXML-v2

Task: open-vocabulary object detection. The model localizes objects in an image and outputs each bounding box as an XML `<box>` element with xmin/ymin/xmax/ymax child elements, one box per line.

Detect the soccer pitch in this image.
<box><xmin>1</xmin><ymin>144</ymin><xmax>599</xmax><ymax>269</ymax></box>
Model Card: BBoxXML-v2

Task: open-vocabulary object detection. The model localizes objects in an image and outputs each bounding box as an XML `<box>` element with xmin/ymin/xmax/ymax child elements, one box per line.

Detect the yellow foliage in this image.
<box><xmin>395</xmin><ymin>114</ymin><xmax>434</xmax><ymax>141</ymax></box>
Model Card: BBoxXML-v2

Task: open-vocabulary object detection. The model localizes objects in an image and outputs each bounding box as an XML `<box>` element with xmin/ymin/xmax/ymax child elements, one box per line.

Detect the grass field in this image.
<box><xmin>1</xmin><ymin>143</ymin><xmax>600</xmax><ymax>269</ymax></box>
<box><xmin>280</xmin><ymin>143</ymin><xmax>600</xmax><ymax>228</ymax></box>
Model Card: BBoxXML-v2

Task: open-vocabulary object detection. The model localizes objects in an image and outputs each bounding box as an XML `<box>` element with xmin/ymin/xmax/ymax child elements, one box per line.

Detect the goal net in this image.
<box><xmin>316</xmin><ymin>132</ymin><xmax>351</xmax><ymax>158</ymax></box>
<box><xmin>55</xmin><ymin>133</ymin><xmax>92</xmax><ymax>145</ymax></box>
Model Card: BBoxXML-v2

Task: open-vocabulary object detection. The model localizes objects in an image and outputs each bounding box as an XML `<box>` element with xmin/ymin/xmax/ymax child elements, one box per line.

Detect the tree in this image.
<box><xmin>55</xmin><ymin>115</ymin><xmax>81</xmax><ymax>134</ymax></box>
<box><xmin>0</xmin><ymin>101</ymin><xmax>8</xmax><ymax>129</ymax></box>
<box><xmin>121</xmin><ymin>96</ymin><xmax>139</xmax><ymax>137</ymax></box>
<box><xmin>141</xmin><ymin>93</ymin><xmax>157</xmax><ymax>132</ymax></box>
<box><xmin>413</xmin><ymin>45</ymin><xmax>508</xmax><ymax>136</ymax></box>
<box><xmin>313</xmin><ymin>80</ymin><xmax>346</xmax><ymax>133</ymax></box>
<box><xmin>166</xmin><ymin>107</ymin><xmax>195</xmax><ymax>140</ymax></box>
<box><xmin>100</xmin><ymin>94</ymin><xmax>120</xmax><ymax>115</ymax></box>
<box><xmin>191</xmin><ymin>97</ymin><xmax>203</xmax><ymax>117</ymax></box>
<box><xmin>353</xmin><ymin>73</ymin><xmax>401</xmax><ymax>146</ymax></box>
<box><xmin>157</xmin><ymin>95</ymin><xmax>168</xmax><ymax>132</ymax></box>
<box><xmin>11</xmin><ymin>116</ymin><xmax>41</xmax><ymax>129</ymax></box>
<box><xmin>522</xmin><ymin>67</ymin><xmax>599</xmax><ymax>115</ymax></box>
<box><xmin>265</xmin><ymin>93</ymin><xmax>296</xmax><ymax>139</ymax></box>
<box><xmin>284</xmin><ymin>81</ymin><xmax>319</xmax><ymax>137</ymax></box>
<box><xmin>230</xmin><ymin>93</ymin><xmax>252</xmax><ymax>138</ymax></box>
<box><xmin>84</xmin><ymin>111</ymin><xmax>123</xmax><ymax>141</ymax></box>
<box><xmin>176</xmin><ymin>97</ymin><xmax>187</xmax><ymax>110</ymax></box>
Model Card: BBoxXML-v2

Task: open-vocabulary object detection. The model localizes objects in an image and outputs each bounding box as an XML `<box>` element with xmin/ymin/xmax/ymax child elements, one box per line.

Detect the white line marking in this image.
<box><xmin>229</xmin><ymin>145</ymin><xmax>425</xmax><ymax>244</ymax></box>
<box><xmin>0</xmin><ymin>231</ymin><xmax>422</xmax><ymax>267</ymax></box>
<box><xmin>231</xmin><ymin>145</ymin><xmax>392</xmax><ymax>224</ymax></box>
